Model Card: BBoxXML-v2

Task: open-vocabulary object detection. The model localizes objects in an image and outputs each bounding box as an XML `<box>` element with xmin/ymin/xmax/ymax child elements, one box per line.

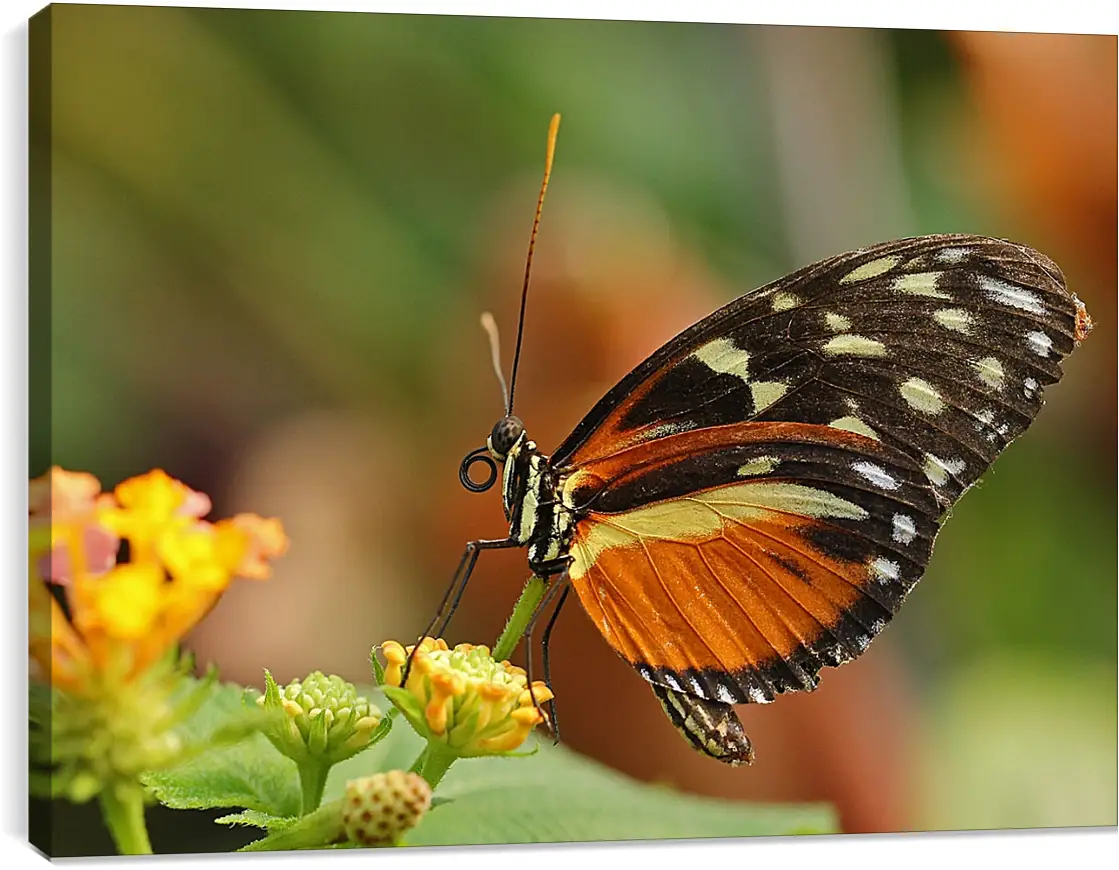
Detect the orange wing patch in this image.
<box><xmin>568</xmin><ymin>479</ymin><xmax>920</xmax><ymax>704</ymax></box>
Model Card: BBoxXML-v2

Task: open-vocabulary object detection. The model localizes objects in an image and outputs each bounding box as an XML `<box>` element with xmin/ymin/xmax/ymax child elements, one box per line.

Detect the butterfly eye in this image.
<box><xmin>488</xmin><ymin>415</ymin><xmax>525</xmax><ymax>459</ymax></box>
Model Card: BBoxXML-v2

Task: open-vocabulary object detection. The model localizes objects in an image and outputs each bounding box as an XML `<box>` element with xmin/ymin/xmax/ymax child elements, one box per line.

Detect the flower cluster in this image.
<box><xmin>29</xmin><ymin>467</ymin><xmax>288</xmax><ymax>696</ymax></box>
<box><xmin>379</xmin><ymin>637</ymin><xmax>553</xmax><ymax>758</ymax></box>
<box><xmin>257</xmin><ymin>671</ymin><xmax>384</xmax><ymax>766</ymax></box>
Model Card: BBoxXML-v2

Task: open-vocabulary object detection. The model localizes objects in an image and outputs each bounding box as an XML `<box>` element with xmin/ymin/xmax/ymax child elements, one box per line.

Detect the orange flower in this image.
<box><xmin>229</xmin><ymin>514</ymin><xmax>290</xmax><ymax>580</ymax></box>
<box><xmin>28</xmin><ymin>467</ymin><xmax>287</xmax><ymax>696</ymax></box>
<box><xmin>29</xmin><ymin>466</ymin><xmax>119</xmax><ymax>584</ymax></box>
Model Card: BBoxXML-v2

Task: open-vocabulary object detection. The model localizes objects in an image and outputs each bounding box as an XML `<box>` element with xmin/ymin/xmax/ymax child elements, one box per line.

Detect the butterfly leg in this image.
<box><xmin>404</xmin><ymin>536</ymin><xmax>521</xmax><ymax>684</ymax></box>
<box><xmin>538</xmin><ymin>585</ymin><xmax>571</xmax><ymax>745</ymax></box>
<box><xmin>649</xmin><ymin>682</ymin><xmax>754</xmax><ymax>766</ymax></box>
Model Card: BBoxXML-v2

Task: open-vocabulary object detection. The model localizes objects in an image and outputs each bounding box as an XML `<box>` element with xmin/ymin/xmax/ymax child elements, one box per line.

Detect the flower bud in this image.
<box><xmin>342</xmin><ymin>771</ymin><xmax>432</xmax><ymax>846</ymax></box>
<box><xmin>256</xmin><ymin>671</ymin><xmax>384</xmax><ymax>766</ymax></box>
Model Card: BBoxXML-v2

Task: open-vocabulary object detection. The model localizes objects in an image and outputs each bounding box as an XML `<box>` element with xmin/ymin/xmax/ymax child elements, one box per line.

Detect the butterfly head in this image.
<box><xmin>487</xmin><ymin>415</ymin><xmax>525</xmax><ymax>461</ymax></box>
<box><xmin>457</xmin><ymin>415</ymin><xmax>528</xmax><ymax>496</ymax></box>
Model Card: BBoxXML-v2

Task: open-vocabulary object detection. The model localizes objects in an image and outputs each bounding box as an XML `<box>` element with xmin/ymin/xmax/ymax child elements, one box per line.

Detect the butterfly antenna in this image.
<box><xmin>479</xmin><ymin>312</ymin><xmax>509</xmax><ymax>412</ymax></box>
<box><xmin>506</xmin><ymin>112</ymin><xmax>561</xmax><ymax>416</ymax></box>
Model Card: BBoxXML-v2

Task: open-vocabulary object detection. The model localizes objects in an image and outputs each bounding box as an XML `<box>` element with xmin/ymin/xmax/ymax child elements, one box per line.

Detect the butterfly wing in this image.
<box><xmin>553</xmin><ymin>235</ymin><xmax>1091</xmax><ymax>509</ymax></box>
<box><xmin>551</xmin><ymin>235</ymin><xmax>1090</xmax><ymax>762</ymax></box>
<box><xmin>563</xmin><ymin>421</ymin><xmax>938</xmax><ymax>704</ymax></box>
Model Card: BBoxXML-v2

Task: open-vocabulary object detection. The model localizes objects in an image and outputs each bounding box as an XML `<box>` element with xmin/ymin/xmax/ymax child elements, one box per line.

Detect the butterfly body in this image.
<box><xmin>462</xmin><ymin>233</ymin><xmax>1091</xmax><ymax>765</ymax></box>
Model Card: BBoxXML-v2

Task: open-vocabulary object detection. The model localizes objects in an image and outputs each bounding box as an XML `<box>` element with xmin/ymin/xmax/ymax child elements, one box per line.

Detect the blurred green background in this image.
<box><xmin>31</xmin><ymin>4</ymin><xmax>1116</xmax><ymax>854</ymax></box>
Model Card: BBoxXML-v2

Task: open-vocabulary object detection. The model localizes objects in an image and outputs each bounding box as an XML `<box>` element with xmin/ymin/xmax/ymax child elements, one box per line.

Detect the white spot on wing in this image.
<box><xmin>663</xmin><ymin>673</ymin><xmax>682</xmax><ymax>692</ymax></box>
<box><xmin>870</xmin><ymin>557</ymin><xmax>900</xmax><ymax>584</ymax></box>
<box><xmin>828</xmin><ymin>416</ymin><xmax>879</xmax><ymax>441</ymax></box>
<box><xmin>840</xmin><ymin>255</ymin><xmax>902</xmax><ymax>284</ymax></box>
<box><xmin>979</xmin><ymin>275</ymin><xmax>1045</xmax><ymax>315</ymax></box>
<box><xmin>923</xmin><ymin>453</ymin><xmax>966</xmax><ymax>488</ymax></box>
<box><xmin>715</xmin><ymin>683</ymin><xmax>736</xmax><ymax>704</ymax></box>
<box><xmin>772</xmin><ymin>291</ymin><xmax>800</xmax><ymax>312</ymax></box>
<box><xmin>824</xmin><ymin>312</ymin><xmax>851</xmax><ymax>331</ymax></box>
<box><xmin>894</xmin><ymin>272</ymin><xmax>950</xmax><ymax>298</ymax></box>
<box><xmin>937</xmin><ymin>247</ymin><xmax>972</xmax><ymax>264</ymax></box>
<box><xmin>688</xmin><ymin>676</ymin><xmax>705</xmax><ymax>697</ymax></box>
<box><xmin>692</xmin><ymin>338</ymin><xmax>749</xmax><ymax>383</ymax></box>
<box><xmin>747</xmin><ymin>686</ymin><xmax>771</xmax><ymax>704</ymax></box>
<box><xmin>1024</xmin><ymin>377</ymin><xmax>1039</xmax><ymax>398</ymax></box>
<box><xmin>1026</xmin><ymin>331</ymin><xmax>1053</xmax><ymax>357</ymax></box>
<box><xmin>750</xmin><ymin>381</ymin><xmax>788</xmax><ymax>410</ymax></box>
<box><xmin>641</xmin><ymin>421</ymin><xmax>689</xmax><ymax>439</ymax></box>
<box><xmin>899</xmin><ymin>377</ymin><xmax>946</xmax><ymax>414</ymax></box>
<box><xmin>933</xmin><ymin>307</ymin><xmax>974</xmax><ymax>334</ymax></box>
<box><xmin>822</xmin><ymin>335</ymin><xmax>888</xmax><ymax>358</ymax></box>
<box><xmin>973</xmin><ymin>356</ymin><xmax>1005</xmax><ymax>389</ymax></box>
<box><xmin>852</xmin><ymin>460</ymin><xmax>900</xmax><ymax>491</ymax></box>
<box><xmin>891</xmin><ymin>513</ymin><xmax>917</xmax><ymax>545</ymax></box>
<box><xmin>737</xmin><ymin>456</ymin><xmax>780</xmax><ymax>477</ymax></box>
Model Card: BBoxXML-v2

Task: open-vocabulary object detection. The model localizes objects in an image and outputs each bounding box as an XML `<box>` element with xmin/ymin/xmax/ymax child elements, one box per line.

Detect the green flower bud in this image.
<box><xmin>342</xmin><ymin>771</ymin><xmax>432</xmax><ymax>847</ymax></box>
<box><xmin>256</xmin><ymin>670</ymin><xmax>384</xmax><ymax>767</ymax></box>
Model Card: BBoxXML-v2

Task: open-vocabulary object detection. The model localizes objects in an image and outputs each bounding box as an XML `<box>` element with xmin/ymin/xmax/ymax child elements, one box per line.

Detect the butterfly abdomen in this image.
<box><xmin>650</xmin><ymin>681</ymin><xmax>754</xmax><ymax>766</ymax></box>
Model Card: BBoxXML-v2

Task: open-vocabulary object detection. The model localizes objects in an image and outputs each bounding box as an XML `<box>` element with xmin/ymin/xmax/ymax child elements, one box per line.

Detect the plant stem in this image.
<box><xmin>297</xmin><ymin>760</ymin><xmax>330</xmax><ymax>815</ymax></box>
<box><xmin>492</xmin><ymin>574</ymin><xmax>546</xmax><ymax>663</ymax></box>
<box><xmin>99</xmin><ymin>784</ymin><xmax>153</xmax><ymax>855</ymax></box>
<box><xmin>417</xmin><ymin>741</ymin><xmax>458</xmax><ymax>790</ymax></box>
<box><xmin>408</xmin><ymin>747</ymin><xmax>428</xmax><ymax>775</ymax></box>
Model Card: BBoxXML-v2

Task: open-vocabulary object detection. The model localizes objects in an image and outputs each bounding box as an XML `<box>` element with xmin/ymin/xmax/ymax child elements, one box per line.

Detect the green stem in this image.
<box><xmin>417</xmin><ymin>741</ymin><xmax>459</xmax><ymax>791</ymax></box>
<box><xmin>492</xmin><ymin>574</ymin><xmax>547</xmax><ymax>663</ymax></box>
<box><xmin>407</xmin><ymin>747</ymin><xmax>428</xmax><ymax>775</ymax></box>
<box><xmin>297</xmin><ymin>759</ymin><xmax>330</xmax><ymax>815</ymax></box>
<box><xmin>99</xmin><ymin>784</ymin><xmax>153</xmax><ymax>855</ymax></box>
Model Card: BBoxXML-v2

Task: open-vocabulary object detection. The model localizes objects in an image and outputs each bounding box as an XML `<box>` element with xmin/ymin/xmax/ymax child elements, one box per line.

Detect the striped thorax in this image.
<box><xmin>487</xmin><ymin>416</ymin><xmax>575</xmax><ymax>572</ymax></box>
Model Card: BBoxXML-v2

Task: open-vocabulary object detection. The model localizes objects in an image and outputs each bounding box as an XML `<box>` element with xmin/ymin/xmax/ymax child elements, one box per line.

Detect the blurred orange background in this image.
<box><xmin>34</xmin><ymin>6</ymin><xmax>1116</xmax><ymax>850</ymax></box>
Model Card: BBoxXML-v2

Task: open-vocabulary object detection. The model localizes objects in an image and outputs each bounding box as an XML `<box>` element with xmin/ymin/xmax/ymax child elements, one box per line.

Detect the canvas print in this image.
<box><xmin>27</xmin><ymin>3</ymin><xmax>1117</xmax><ymax>857</ymax></box>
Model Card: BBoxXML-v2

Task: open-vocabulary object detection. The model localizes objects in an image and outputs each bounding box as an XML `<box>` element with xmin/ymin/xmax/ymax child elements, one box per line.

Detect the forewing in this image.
<box><xmin>552</xmin><ymin>235</ymin><xmax>1090</xmax><ymax>509</ymax></box>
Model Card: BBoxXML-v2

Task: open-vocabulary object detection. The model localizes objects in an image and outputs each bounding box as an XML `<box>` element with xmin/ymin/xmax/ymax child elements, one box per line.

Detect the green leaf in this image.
<box><xmin>144</xmin><ymin>679</ymin><xmax>301</xmax><ymax>818</ymax></box>
<box><xmin>318</xmin><ymin>712</ymin><xmax>836</xmax><ymax>845</ymax></box>
<box><xmin>369</xmin><ymin>646</ymin><xmax>387</xmax><ymax>687</ymax></box>
<box><xmin>145</xmin><ymin>731</ymin><xmax>301</xmax><ymax>818</ymax></box>
<box><xmin>407</xmin><ymin>744</ymin><xmax>836</xmax><ymax>844</ymax></box>
<box><xmin>238</xmin><ymin>798</ymin><xmax>346</xmax><ymax>851</ymax></box>
<box><xmin>214</xmin><ymin>810</ymin><xmax>296</xmax><ymax>831</ymax></box>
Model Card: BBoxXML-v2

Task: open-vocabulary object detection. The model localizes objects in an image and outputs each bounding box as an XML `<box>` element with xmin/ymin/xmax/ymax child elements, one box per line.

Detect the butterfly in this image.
<box><xmin>423</xmin><ymin>115</ymin><xmax>1093</xmax><ymax>765</ymax></box>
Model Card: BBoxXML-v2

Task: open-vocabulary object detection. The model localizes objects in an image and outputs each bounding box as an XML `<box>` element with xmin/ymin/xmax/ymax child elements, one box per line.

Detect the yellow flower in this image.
<box><xmin>97</xmin><ymin>469</ymin><xmax>201</xmax><ymax>564</ymax></box>
<box><xmin>379</xmin><ymin>638</ymin><xmax>553</xmax><ymax>757</ymax></box>
<box><xmin>28</xmin><ymin>467</ymin><xmax>287</xmax><ymax>697</ymax></box>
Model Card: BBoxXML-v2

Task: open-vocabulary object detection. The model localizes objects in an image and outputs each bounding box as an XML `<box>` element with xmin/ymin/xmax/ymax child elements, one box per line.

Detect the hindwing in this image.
<box><xmin>561</xmin><ymin>421</ymin><xmax>939</xmax><ymax>707</ymax></box>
